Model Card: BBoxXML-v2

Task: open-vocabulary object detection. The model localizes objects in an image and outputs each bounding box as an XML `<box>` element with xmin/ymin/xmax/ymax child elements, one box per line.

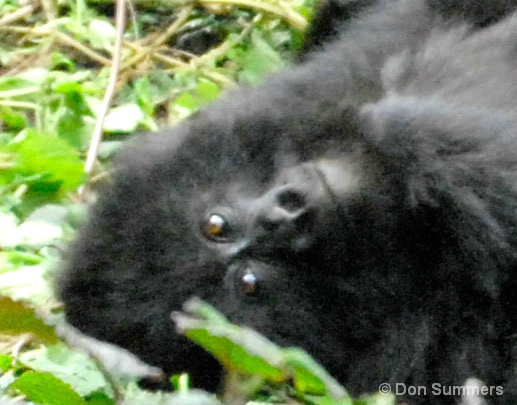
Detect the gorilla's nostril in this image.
<box><xmin>259</xmin><ymin>217</ymin><xmax>280</xmax><ymax>232</ymax></box>
<box><xmin>276</xmin><ymin>189</ymin><xmax>306</xmax><ymax>213</ymax></box>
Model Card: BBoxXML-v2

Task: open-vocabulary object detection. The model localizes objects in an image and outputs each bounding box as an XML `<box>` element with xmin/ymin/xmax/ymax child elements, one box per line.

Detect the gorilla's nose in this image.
<box><xmin>255</xmin><ymin>185</ymin><xmax>308</xmax><ymax>232</ymax></box>
<box><xmin>247</xmin><ymin>181</ymin><xmax>317</xmax><ymax>253</ymax></box>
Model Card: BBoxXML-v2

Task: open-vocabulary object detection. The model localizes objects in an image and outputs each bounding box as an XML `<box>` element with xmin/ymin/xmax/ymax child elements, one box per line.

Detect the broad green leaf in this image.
<box><xmin>50</xmin><ymin>52</ymin><xmax>76</xmax><ymax>71</ymax></box>
<box><xmin>0</xmin><ymin>354</ymin><xmax>12</xmax><ymax>372</ymax></box>
<box><xmin>0</xmin><ymin>297</ymin><xmax>56</xmax><ymax>342</ymax></box>
<box><xmin>88</xmin><ymin>19</ymin><xmax>117</xmax><ymax>50</ymax></box>
<box><xmin>0</xmin><ymin>106</ymin><xmax>27</xmax><ymax>131</ymax></box>
<box><xmin>104</xmin><ymin>104</ymin><xmax>145</xmax><ymax>133</ymax></box>
<box><xmin>0</xmin><ymin>131</ymin><xmax>83</xmax><ymax>215</ymax></box>
<box><xmin>14</xmin><ymin>204</ymin><xmax>69</xmax><ymax>246</ymax></box>
<box><xmin>20</xmin><ymin>344</ymin><xmax>110</xmax><ymax>397</ymax></box>
<box><xmin>175</xmin><ymin>300</ymin><xmax>284</xmax><ymax>382</ymax></box>
<box><xmin>11</xmin><ymin>371</ymin><xmax>87</xmax><ymax>405</ymax></box>
<box><xmin>283</xmin><ymin>347</ymin><xmax>346</xmax><ymax>397</ymax></box>
<box><xmin>1</xmin><ymin>132</ymin><xmax>84</xmax><ymax>192</ymax></box>
<box><xmin>171</xmin><ymin>92</ymin><xmax>198</xmax><ymax>120</ymax></box>
<box><xmin>97</xmin><ymin>141</ymin><xmax>124</xmax><ymax>160</ymax></box>
<box><xmin>0</xmin><ymin>265</ymin><xmax>51</xmax><ymax>305</ymax></box>
<box><xmin>0</xmin><ymin>76</ymin><xmax>39</xmax><ymax>92</ymax></box>
<box><xmin>195</xmin><ymin>79</ymin><xmax>221</xmax><ymax>103</ymax></box>
<box><xmin>229</xmin><ymin>30</ymin><xmax>287</xmax><ymax>85</ymax></box>
<box><xmin>174</xmin><ymin>298</ymin><xmax>349</xmax><ymax>399</ymax></box>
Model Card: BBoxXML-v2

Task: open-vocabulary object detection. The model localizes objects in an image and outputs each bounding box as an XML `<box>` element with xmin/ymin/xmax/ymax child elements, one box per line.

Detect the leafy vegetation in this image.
<box><xmin>0</xmin><ymin>0</ymin><xmax>395</xmax><ymax>403</ymax></box>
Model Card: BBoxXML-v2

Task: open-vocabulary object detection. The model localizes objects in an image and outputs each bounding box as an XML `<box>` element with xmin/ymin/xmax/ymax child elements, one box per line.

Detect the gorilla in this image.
<box><xmin>58</xmin><ymin>0</ymin><xmax>517</xmax><ymax>404</ymax></box>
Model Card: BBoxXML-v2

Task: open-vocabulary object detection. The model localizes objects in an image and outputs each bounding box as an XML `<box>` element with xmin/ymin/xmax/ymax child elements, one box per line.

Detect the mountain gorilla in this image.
<box><xmin>58</xmin><ymin>0</ymin><xmax>517</xmax><ymax>403</ymax></box>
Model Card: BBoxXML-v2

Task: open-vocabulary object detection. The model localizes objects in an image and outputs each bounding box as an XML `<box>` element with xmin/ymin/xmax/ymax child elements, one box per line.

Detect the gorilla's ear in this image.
<box><xmin>360</xmin><ymin>96</ymin><xmax>517</xmax><ymax>296</ymax></box>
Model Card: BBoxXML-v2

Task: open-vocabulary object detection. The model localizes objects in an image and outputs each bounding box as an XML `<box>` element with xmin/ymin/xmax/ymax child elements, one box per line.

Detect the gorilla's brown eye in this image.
<box><xmin>203</xmin><ymin>213</ymin><xmax>231</xmax><ymax>241</ymax></box>
<box><xmin>240</xmin><ymin>271</ymin><xmax>259</xmax><ymax>295</ymax></box>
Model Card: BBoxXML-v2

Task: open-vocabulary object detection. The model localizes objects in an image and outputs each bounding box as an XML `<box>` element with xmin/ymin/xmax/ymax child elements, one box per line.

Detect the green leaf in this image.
<box><xmin>195</xmin><ymin>79</ymin><xmax>221</xmax><ymax>103</ymax></box>
<box><xmin>170</xmin><ymin>373</ymin><xmax>190</xmax><ymax>392</ymax></box>
<box><xmin>0</xmin><ymin>75</ymin><xmax>39</xmax><ymax>92</ymax></box>
<box><xmin>0</xmin><ymin>132</ymin><xmax>84</xmax><ymax>216</ymax></box>
<box><xmin>88</xmin><ymin>19</ymin><xmax>117</xmax><ymax>50</ymax></box>
<box><xmin>103</xmin><ymin>104</ymin><xmax>145</xmax><ymax>133</ymax></box>
<box><xmin>84</xmin><ymin>392</ymin><xmax>116</xmax><ymax>405</ymax></box>
<box><xmin>50</xmin><ymin>52</ymin><xmax>76</xmax><ymax>71</ymax></box>
<box><xmin>174</xmin><ymin>298</ymin><xmax>349</xmax><ymax>399</ymax></box>
<box><xmin>0</xmin><ymin>264</ymin><xmax>52</xmax><ymax>305</ymax></box>
<box><xmin>97</xmin><ymin>141</ymin><xmax>124</xmax><ymax>160</ymax></box>
<box><xmin>11</xmin><ymin>371</ymin><xmax>87</xmax><ymax>405</ymax></box>
<box><xmin>0</xmin><ymin>354</ymin><xmax>12</xmax><ymax>372</ymax></box>
<box><xmin>84</xmin><ymin>392</ymin><xmax>117</xmax><ymax>405</ymax></box>
<box><xmin>19</xmin><ymin>344</ymin><xmax>110</xmax><ymax>397</ymax></box>
<box><xmin>1</xmin><ymin>132</ymin><xmax>84</xmax><ymax>192</ymax></box>
<box><xmin>133</xmin><ymin>77</ymin><xmax>155</xmax><ymax>117</ymax></box>
<box><xmin>49</xmin><ymin>82</ymin><xmax>93</xmax><ymax>149</ymax></box>
<box><xmin>171</xmin><ymin>92</ymin><xmax>199</xmax><ymax>120</ymax></box>
<box><xmin>283</xmin><ymin>347</ymin><xmax>346</xmax><ymax>398</ymax></box>
<box><xmin>189</xmin><ymin>328</ymin><xmax>284</xmax><ymax>382</ymax></box>
<box><xmin>0</xmin><ymin>297</ymin><xmax>56</xmax><ymax>342</ymax></box>
<box><xmin>231</xmin><ymin>30</ymin><xmax>287</xmax><ymax>85</ymax></box>
<box><xmin>0</xmin><ymin>106</ymin><xmax>27</xmax><ymax>131</ymax></box>
<box><xmin>14</xmin><ymin>204</ymin><xmax>69</xmax><ymax>246</ymax></box>
<box><xmin>170</xmin><ymin>78</ymin><xmax>222</xmax><ymax>121</ymax></box>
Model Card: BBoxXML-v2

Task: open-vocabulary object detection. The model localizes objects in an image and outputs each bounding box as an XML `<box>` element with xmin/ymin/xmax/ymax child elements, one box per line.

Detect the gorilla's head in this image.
<box><xmin>58</xmin><ymin>85</ymin><xmax>389</xmax><ymax>389</ymax></box>
<box><xmin>58</xmin><ymin>0</ymin><xmax>517</xmax><ymax>400</ymax></box>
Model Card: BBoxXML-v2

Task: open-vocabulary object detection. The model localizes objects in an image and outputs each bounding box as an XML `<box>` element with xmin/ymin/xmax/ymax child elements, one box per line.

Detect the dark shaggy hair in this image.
<box><xmin>59</xmin><ymin>1</ymin><xmax>517</xmax><ymax>403</ymax></box>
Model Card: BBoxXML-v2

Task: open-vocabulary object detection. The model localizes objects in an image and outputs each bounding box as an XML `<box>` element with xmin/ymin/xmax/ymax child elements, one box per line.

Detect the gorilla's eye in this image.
<box><xmin>203</xmin><ymin>213</ymin><xmax>231</xmax><ymax>241</ymax></box>
<box><xmin>240</xmin><ymin>271</ymin><xmax>259</xmax><ymax>296</ymax></box>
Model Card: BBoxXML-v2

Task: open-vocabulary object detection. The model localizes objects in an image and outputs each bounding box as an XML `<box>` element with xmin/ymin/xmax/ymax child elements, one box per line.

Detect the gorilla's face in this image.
<box><xmin>57</xmin><ymin>80</ymin><xmax>452</xmax><ymax>391</ymax></box>
<box><xmin>59</xmin><ymin>104</ymin><xmax>406</xmax><ymax>389</ymax></box>
<box><xmin>59</xmin><ymin>93</ymin><xmax>515</xmax><ymax>397</ymax></box>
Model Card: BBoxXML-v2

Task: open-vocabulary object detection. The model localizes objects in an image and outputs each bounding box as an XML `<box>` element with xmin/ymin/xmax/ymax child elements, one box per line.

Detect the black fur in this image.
<box><xmin>59</xmin><ymin>1</ymin><xmax>517</xmax><ymax>403</ymax></box>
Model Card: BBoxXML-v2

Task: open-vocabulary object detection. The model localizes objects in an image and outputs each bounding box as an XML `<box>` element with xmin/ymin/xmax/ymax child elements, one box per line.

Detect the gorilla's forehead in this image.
<box><xmin>165</xmin><ymin>133</ymin><xmax>367</xmax><ymax>205</ymax></box>
<box><xmin>148</xmin><ymin>104</ymin><xmax>364</xmax><ymax>193</ymax></box>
